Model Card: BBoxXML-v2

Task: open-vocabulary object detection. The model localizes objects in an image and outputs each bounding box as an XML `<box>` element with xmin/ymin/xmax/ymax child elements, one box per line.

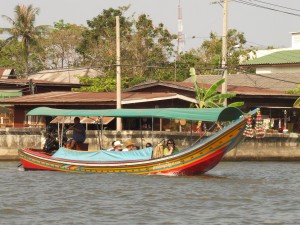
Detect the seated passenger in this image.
<box><xmin>145</xmin><ymin>143</ymin><xmax>152</xmax><ymax>148</ymax></box>
<box><xmin>107</xmin><ymin>141</ymin><xmax>116</xmax><ymax>151</ymax></box>
<box><xmin>112</xmin><ymin>141</ymin><xmax>123</xmax><ymax>151</ymax></box>
<box><xmin>123</xmin><ymin>140</ymin><xmax>135</xmax><ymax>151</ymax></box>
<box><xmin>163</xmin><ymin>139</ymin><xmax>179</xmax><ymax>156</ymax></box>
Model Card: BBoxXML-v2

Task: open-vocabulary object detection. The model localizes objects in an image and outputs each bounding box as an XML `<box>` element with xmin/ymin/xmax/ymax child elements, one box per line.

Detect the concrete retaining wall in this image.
<box><xmin>224</xmin><ymin>133</ymin><xmax>300</xmax><ymax>161</ymax></box>
<box><xmin>0</xmin><ymin>128</ymin><xmax>299</xmax><ymax>161</ymax></box>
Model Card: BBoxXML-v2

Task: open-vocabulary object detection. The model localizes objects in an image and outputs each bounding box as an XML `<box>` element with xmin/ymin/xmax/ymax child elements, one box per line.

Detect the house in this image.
<box><xmin>240</xmin><ymin>32</ymin><xmax>300</xmax><ymax>74</ymax></box>
<box><xmin>0</xmin><ymin>79</ymin><xmax>84</xmax><ymax>96</ymax></box>
<box><xmin>240</xmin><ymin>50</ymin><xmax>300</xmax><ymax>74</ymax></box>
<box><xmin>0</xmin><ymin>91</ymin><xmax>197</xmax><ymax>129</ymax></box>
<box><xmin>0</xmin><ymin>79</ymin><xmax>87</xmax><ymax>127</ymax></box>
<box><xmin>125</xmin><ymin>81</ymin><xmax>300</xmax><ymax>127</ymax></box>
<box><xmin>1</xmin><ymin>80</ymin><xmax>299</xmax><ymax>132</ymax></box>
<box><xmin>0</xmin><ymin>67</ymin><xmax>16</xmax><ymax>79</ymax></box>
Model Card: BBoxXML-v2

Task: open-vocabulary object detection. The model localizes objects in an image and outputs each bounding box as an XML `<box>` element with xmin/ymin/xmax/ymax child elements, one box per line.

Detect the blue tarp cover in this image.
<box><xmin>52</xmin><ymin>147</ymin><xmax>153</xmax><ymax>162</ymax></box>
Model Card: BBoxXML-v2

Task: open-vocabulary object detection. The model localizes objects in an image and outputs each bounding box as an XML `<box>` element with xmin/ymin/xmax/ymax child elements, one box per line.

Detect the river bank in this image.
<box><xmin>0</xmin><ymin>128</ymin><xmax>299</xmax><ymax>161</ymax></box>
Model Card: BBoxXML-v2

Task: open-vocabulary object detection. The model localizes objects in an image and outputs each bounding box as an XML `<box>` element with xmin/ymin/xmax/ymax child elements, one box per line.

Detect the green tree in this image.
<box><xmin>76</xmin><ymin>73</ymin><xmax>129</xmax><ymax>92</ymax></box>
<box><xmin>124</xmin><ymin>14</ymin><xmax>176</xmax><ymax>79</ymax></box>
<box><xmin>0</xmin><ymin>4</ymin><xmax>48</xmax><ymax>77</ymax></box>
<box><xmin>76</xmin><ymin>6</ymin><xmax>176</xmax><ymax>91</ymax></box>
<box><xmin>77</xmin><ymin>6</ymin><xmax>132</xmax><ymax>71</ymax></box>
<box><xmin>287</xmin><ymin>84</ymin><xmax>300</xmax><ymax>94</ymax></box>
<box><xmin>186</xmin><ymin>29</ymin><xmax>253</xmax><ymax>75</ymax></box>
<box><xmin>0</xmin><ymin>39</ymin><xmax>23</xmax><ymax>73</ymax></box>
<box><xmin>41</xmin><ymin>19</ymin><xmax>85</xmax><ymax>69</ymax></box>
<box><xmin>173</xmin><ymin>50</ymin><xmax>204</xmax><ymax>82</ymax></box>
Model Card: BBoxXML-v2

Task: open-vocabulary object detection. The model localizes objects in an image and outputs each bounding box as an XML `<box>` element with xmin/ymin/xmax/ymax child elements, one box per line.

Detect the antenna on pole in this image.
<box><xmin>177</xmin><ymin>0</ymin><xmax>185</xmax><ymax>54</ymax></box>
<box><xmin>175</xmin><ymin>0</ymin><xmax>185</xmax><ymax>81</ymax></box>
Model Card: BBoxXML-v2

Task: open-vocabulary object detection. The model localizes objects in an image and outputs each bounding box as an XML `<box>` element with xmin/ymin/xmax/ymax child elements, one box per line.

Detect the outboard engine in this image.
<box><xmin>43</xmin><ymin>125</ymin><xmax>59</xmax><ymax>154</ymax></box>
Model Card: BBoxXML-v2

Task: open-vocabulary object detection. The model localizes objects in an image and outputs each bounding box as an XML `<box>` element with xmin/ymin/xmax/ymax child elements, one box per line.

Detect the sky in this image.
<box><xmin>1</xmin><ymin>0</ymin><xmax>300</xmax><ymax>51</ymax></box>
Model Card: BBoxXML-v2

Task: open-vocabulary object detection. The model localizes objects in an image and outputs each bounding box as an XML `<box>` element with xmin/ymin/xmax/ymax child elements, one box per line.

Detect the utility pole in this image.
<box><xmin>29</xmin><ymin>79</ymin><xmax>35</xmax><ymax>94</ymax></box>
<box><xmin>221</xmin><ymin>0</ymin><xmax>228</xmax><ymax>107</ymax></box>
<box><xmin>116</xmin><ymin>16</ymin><xmax>122</xmax><ymax>131</ymax></box>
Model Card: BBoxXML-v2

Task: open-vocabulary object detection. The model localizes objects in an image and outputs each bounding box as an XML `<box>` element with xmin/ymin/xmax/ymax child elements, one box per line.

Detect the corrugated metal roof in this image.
<box><xmin>241</xmin><ymin>50</ymin><xmax>300</xmax><ymax>65</ymax></box>
<box><xmin>0</xmin><ymin>91</ymin><xmax>189</xmax><ymax>106</ymax></box>
<box><xmin>126</xmin><ymin>80</ymin><xmax>286</xmax><ymax>95</ymax></box>
<box><xmin>184</xmin><ymin>73</ymin><xmax>300</xmax><ymax>92</ymax></box>
<box><xmin>125</xmin><ymin>80</ymin><xmax>208</xmax><ymax>92</ymax></box>
<box><xmin>0</xmin><ymin>78</ymin><xmax>85</xmax><ymax>87</ymax></box>
<box><xmin>28</xmin><ymin>68</ymin><xmax>101</xmax><ymax>84</ymax></box>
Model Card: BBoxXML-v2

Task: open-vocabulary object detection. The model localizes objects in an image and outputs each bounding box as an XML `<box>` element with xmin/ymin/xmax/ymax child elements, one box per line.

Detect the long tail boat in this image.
<box><xmin>18</xmin><ymin>107</ymin><xmax>258</xmax><ymax>175</ymax></box>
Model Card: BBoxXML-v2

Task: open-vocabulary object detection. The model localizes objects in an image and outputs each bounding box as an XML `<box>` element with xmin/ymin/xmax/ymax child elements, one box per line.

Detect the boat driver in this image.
<box><xmin>67</xmin><ymin>117</ymin><xmax>86</xmax><ymax>149</ymax></box>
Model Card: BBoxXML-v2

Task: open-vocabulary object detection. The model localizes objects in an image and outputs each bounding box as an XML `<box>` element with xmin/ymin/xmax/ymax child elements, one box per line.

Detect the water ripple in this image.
<box><xmin>0</xmin><ymin>161</ymin><xmax>300</xmax><ymax>224</ymax></box>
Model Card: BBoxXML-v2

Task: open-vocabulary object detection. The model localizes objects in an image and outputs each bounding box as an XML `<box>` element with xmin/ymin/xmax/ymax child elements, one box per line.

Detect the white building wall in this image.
<box><xmin>254</xmin><ymin>32</ymin><xmax>300</xmax><ymax>59</ymax></box>
<box><xmin>291</xmin><ymin>32</ymin><xmax>300</xmax><ymax>49</ymax></box>
<box><xmin>256</xmin><ymin>66</ymin><xmax>300</xmax><ymax>74</ymax></box>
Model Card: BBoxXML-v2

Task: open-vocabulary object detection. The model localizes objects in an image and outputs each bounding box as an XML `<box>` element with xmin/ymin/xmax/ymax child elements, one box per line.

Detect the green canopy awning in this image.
<box><xmin>27</xmin><ymin>107</ymin><xmax>243</xmax><ymax>122</ymax></box>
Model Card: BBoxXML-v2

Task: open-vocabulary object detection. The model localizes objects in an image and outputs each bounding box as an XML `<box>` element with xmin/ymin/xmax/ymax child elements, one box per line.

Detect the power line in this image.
<box><xmin>232</xmin><ymin>0</ymin><xmax>300</xmax><ymax>17</ymax></box>
<box><xmin>250</xmin><ymin>0</ymin><xmax>300</xmax><ymax>12</ymax></box>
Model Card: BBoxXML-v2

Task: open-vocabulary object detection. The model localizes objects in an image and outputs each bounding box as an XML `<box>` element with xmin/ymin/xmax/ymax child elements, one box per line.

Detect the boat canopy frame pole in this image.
<box><xmin>59</xmin><ymin>116</ymin><xmax>66</xmax><ymax>147</ymax></box>
<box><xmin>139</xmin><ymin>118</ymin><xmax>143</xmax><ymax>148</ymax></box>
<box><xmin>151</xmin><ymin>117</ymin><xmax>154</xmax><ymax>147</ymax></box>
<box><xmin>57</xmin><ymin>122</ymin><xmax>60</xmax><ymax>147</ymax></box>
<box><xmin>190</xmin><ymin>120</ymin><xmax>193</xmax><ymax>143</ymax></box>
<box><xmin>99</xmin><ymin>116</ymin><xmax>103</xmax><ymax>149</ymax></box>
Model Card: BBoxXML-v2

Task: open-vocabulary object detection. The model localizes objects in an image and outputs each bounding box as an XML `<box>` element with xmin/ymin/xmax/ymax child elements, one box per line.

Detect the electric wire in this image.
<box><xmin>249</xmin><ymin>0</ymin><xmax>300</xmax><ymax>12</ymax></box>
<box><xmin>232</xmin><ymin>0</ymin><xmax>300</xmax><ymax>17</ymax></box>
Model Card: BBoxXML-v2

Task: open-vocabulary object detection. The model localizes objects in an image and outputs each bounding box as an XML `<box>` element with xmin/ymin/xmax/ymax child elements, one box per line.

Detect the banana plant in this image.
<box><xmin>294</xmin><ymin>97</ymin><xmax>300</xmax><ymax>108</ymax></box>
<box><xmin>190</xmin><ymin>68</ymin><xmax>244</xmax><ymax>109</ymax></box>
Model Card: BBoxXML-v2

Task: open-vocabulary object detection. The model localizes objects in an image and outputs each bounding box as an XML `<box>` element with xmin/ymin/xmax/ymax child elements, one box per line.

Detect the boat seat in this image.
<box><xmin>75</xmin><ymin>143</ymin><xmax>89</xmax><ymax>151</ymax></box>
